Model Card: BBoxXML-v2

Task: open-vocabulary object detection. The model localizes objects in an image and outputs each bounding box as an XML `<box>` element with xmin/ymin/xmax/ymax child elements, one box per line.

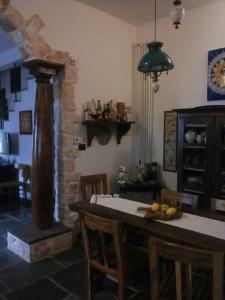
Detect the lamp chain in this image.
<box><xmin>154</xmin><ymin>0</ymin><xmax>157</xmax><ymax>41</ymax></box>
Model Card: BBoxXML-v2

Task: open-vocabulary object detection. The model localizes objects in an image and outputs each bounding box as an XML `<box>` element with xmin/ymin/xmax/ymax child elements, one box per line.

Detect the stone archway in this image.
<box><xmin>0</xmin><ymin>0</ymin><xmax>79</xmax><ymax>227</ymax></box>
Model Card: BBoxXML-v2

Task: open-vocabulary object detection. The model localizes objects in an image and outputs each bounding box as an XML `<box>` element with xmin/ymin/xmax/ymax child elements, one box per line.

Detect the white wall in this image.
<box><xmin>0</xmin><ymin>47</ymin><xmax>35</xmax><ymax>165</ymax></box>
<box><xmin>2</xmin><ymin>78</ymin><xmax>35</xmax><ymax>165</ymax></box>
<box><xmin>137</xmin><ymin>0</ymin><xmax>225</xmax><ymax>189</ymax></box>
<box><xmin>11</xmin><ymin>0</ymin><xmax>137</xmax><ymax>190</ymax></box>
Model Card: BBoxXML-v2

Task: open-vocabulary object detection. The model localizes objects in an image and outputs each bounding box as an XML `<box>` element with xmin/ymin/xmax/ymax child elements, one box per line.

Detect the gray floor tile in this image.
<box><xmin>53</xmin><ymin>241</ymin><xmax>84</xmax><ymax>267</ymax></box>
<box><xmin>0</xmin><ymin>235</ymin><xmax>7</xmax><ymax>251</ymax></box>
<box><xmin>0</xmin><ymin>258</ymin><xmax>63</xmax><ymax>290</ymax></box>
<box><xmin>0</xmin><ymin>250</ymin><xmax>22</xmax><ymax>269</ymax></box>
<box><xmin>3</xmin><ymin>277</ymin><xmax>69</xmax><ymax>300</ymax></box>
<box><xmin>0</xmin><ymin>281</ymin><xmax>9</xmax><ymax>296</ymax></box>
<box><xmin>50</xmin><ymin>262</ymin><xmax>87</xmax><ymax>299</ymax></box>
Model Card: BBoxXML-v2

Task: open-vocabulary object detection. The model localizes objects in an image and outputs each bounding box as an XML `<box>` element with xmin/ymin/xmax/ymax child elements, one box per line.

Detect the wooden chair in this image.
<box><xmin>81</xmin><ymin>211</ymin><xmax>147</xmax><ymax>300</ymax></box>
<box><xmin>19</xmin><ymin>164</ymin><xmax>31</xmax><ymax>200</ymax></box>
<box><xmin>0</xmin><ymin>165</ymin><xmax>19</xmax><ymax>208</ymax></box>
<box><xmin>0</xmin><ymin>164</ymin><xmax>31</xmax><ymax>207</ymax></box>
<box><xmin>80</xmin><ymin>174</ymin><xmax>107</xmax><ymax>201</ymax></box>
<box><xmin>149</xmin><ymin>236</ymin><xmax>224</xmax><ymax>300</ymax></box>
<box><xmin>161</xmin><ymin>188</ymin><xmax>199</xmax><ymax>210</ymax></box>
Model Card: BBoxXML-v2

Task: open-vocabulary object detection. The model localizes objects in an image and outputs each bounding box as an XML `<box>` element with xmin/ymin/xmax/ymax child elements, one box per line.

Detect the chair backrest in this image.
<box><xmin>80</xmin><ymin>174</ymin><xmax>107</xmax><ymax>201</ymax></box>
<box><xmin>210</xmin><ymin>198</ymin><xmax>225</xmax><ymax>213</ymax></box>
<box><xmin>21</xmin><ymin>165</ymin><xmax>31</xmax><ymax>184</ymax></box>
<box><xmin>149</xmin><ymin>236</ymin><xmax>224</xmax><ymax>300</ymax></box>
<box><xmin>81</xmin><ymin>211</ymin><xmax>125</xmax><ymax>278</ymax></box>
<box><xmin>161</xmin><ymin>188</ymin><xmax>199</xmax><ymax>210</ymax></box>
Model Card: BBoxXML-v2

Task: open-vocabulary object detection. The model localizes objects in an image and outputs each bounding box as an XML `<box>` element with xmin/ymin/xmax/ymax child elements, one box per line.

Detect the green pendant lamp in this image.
<box><xmin>138</xmin><ymin>0</ymin><xmax>174</xmax><ymax>93</ymax></box>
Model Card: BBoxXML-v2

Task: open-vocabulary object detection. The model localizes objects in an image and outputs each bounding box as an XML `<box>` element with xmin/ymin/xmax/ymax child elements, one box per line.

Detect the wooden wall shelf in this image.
<box><xmin>82</xmin><ymin>120</ymin><xmax>135</xmax><ymax>146</ymax></box>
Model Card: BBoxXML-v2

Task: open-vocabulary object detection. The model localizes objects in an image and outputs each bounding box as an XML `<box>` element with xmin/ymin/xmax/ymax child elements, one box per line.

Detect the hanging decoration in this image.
<box><xmin>170</xmin><ymin>0</ymin><xmax>185</xmax><ymax>29</ymax></box>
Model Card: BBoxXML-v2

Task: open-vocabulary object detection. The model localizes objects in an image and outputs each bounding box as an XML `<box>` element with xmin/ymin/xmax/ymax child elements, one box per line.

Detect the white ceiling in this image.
<box><xmin>76</xmin><ymin>0</ymin><xmax>218</xmax><ymax>25</ymax></box>
<box><xmin>0</xmin><ymin>0</ymin><xmax>218</xmax><ymax>54</ymax></box>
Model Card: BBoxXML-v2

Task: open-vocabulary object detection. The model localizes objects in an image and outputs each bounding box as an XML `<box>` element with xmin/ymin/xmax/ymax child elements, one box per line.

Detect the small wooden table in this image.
<box><xmin>119</xmin><ymin>182</ymin><xmax>161</xmax><ymax>200</ymax></box>
<box><xmin>70</xmin><ymin>199</ymin><xmax>225</xmax><ymax>252</ymax></box>
<box><xmin>0</xmin><ymin>181</ymin><xmax>19</xmax><ymax>208</ymax></box>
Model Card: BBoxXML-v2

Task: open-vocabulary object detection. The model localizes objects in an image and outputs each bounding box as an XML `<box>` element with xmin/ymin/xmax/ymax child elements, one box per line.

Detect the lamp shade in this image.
<box><xmin>138</xmin><ymin>41</ymin><xmax>174</xmax><ymax>74</ymax></box>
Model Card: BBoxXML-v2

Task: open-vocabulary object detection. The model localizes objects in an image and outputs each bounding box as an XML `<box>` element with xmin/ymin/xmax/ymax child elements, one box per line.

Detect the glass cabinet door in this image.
<box><xmin>214</xmin><ymin>117</ymin><xmax>225</xmax><ymax>200</ymax></box>
<box><xmin>177</xmin><ymin>115</ymin><xmax>214</xmax><ymax>205</ymax></box>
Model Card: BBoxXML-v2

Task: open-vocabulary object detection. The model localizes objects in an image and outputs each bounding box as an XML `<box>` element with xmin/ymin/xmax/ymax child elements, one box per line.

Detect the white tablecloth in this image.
<box><xmin>93</xmin><ymin>197</ymin><xmax>225</xmax><ymax>241</ymax></box>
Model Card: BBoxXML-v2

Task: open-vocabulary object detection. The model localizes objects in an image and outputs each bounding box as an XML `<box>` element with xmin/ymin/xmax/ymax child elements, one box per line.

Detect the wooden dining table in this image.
<box><xmin>70</xmin><ymin>196</ymin><xmax>225</xmax><ymax>252</ymax></box>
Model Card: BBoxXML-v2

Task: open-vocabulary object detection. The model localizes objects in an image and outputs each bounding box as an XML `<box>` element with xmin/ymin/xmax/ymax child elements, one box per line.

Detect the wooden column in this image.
<box><xmin>24</xmin><ymin>59</ymin><xmax>63</xmax><ymax>230</ymax></box>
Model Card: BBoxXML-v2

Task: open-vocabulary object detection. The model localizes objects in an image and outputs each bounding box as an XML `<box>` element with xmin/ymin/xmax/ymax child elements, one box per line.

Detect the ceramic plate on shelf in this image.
<box><xmin>96</xmin><ymin>126</ymin><xmax>111</xmax><ymax>145</ymax></box>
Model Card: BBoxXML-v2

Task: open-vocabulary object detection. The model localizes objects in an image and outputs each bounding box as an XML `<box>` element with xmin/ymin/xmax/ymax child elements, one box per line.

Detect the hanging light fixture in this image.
<box><xmin>170</xmin><ymin>0</ymin><xmax>185</xmax><ymax>29</ymax></box>
<box><xmin>138</xmin><ymin>0</ymin><xmax>174</xmax><ymax>93</ymax></box>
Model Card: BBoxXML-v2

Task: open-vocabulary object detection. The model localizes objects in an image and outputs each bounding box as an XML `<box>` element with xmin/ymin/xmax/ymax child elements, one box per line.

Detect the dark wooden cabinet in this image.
<box><xmin>176</xmin><ymin>107</ymin><xmax>225</xmax><ymax>210</ymax></box>
<box><xmin>0</xmin><ymin>164</ymin><xmax>17</xmax><ymax>182</ymax></box>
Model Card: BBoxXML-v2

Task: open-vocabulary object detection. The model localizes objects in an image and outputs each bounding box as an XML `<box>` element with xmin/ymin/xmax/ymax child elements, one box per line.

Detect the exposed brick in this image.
<box><xmin>24</xmin><ymin>14</ymin><xmax>44</xmax><ymax>34</ymax></box>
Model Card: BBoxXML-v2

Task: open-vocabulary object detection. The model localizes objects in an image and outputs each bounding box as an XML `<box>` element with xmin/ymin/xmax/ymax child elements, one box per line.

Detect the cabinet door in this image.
<box><xmin>213</xmin><ymin>116</ymin><xmax>225</xmax><ymax>200</ymax></box>
<box><xmin>177</xmin><ymin>114</ymin><xmax>214</xmax><ymax>207</ymax></box>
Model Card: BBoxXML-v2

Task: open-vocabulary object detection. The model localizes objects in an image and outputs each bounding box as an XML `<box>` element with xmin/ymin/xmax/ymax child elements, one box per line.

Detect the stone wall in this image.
<box><xmin>0</xmin><ymin>0</ymin><xmax>79</xmax><ymax>227</ymax></box>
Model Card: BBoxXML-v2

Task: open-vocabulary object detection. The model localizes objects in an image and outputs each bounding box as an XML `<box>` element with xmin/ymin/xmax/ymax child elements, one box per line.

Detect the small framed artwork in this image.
<box><xmin>163</xmin><ymin>111</ymin><xmax>178</xmax><ymax>172</ymax></box>
<box><xmin>208</xmin><ymin>47</ymin><xmax>225</xmax><ymax>101</ymax></box>
<box><xmin>19</xmin><ymin>110</ymin><xmax>32</xmax><ymax>134</ymax></box>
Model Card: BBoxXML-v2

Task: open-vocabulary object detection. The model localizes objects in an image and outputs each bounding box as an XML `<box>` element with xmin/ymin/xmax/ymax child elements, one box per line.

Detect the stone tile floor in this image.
<box><xmin>0</xmin><ymin>204</ymin><xmax>150</xmax><ymax>300</ymax></box>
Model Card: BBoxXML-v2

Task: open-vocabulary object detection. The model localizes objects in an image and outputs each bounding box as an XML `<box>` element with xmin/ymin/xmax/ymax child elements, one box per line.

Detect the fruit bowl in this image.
<box><xmin>137</xmin><ymin>201</ymin><xmax>182</xmax><ymax>220</ymax></box>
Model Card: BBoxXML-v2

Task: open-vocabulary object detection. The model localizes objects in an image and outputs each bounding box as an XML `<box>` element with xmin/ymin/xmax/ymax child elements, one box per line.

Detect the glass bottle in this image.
<box><xmin>83</xmin><ymin>102</ymin><xmax>92</xmax><ymax>121</ymax></box>
<box><xmin>96</xmin><ymin>99</ymin><xmax>102</xmax><ymax>118</ymax></box>
<box><xmin>91</xmin><ymin>98</ymin><xmax>97</xmax><ymax>115</ymax></box>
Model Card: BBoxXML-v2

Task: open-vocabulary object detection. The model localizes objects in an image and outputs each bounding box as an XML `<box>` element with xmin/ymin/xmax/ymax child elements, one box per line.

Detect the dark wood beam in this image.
<box><xmin>24</xmin><ymin>59</ymin><xmax>63</xmax><ymax>230</ymax></box>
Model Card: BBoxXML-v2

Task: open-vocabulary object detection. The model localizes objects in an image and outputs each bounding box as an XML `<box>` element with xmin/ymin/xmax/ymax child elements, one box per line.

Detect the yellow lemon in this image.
<box><xmin>151</xmin><ymin>203</ymin><xmax>160</xmax><ymax>212</ymax></box>
<box><xmin>166</xmin><ymin>207</ymin><xmax>177</xmax><ymax>216</ymax></box>
<box><xmin>161</xmin><ymin>204</ymin><xmax>169</xmax><ymax>212</ymax></box>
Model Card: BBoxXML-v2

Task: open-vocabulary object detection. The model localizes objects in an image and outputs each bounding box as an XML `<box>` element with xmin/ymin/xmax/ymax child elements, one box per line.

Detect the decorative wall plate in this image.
<box><xmin>208</xmin><ymin>47</ymin><xmax>225</xmax><ymax>101</ymax></box>
<box><xmin>96</xmin><ymin>126</ymin><xmax>111</xmax><ymax>145</ymax></box>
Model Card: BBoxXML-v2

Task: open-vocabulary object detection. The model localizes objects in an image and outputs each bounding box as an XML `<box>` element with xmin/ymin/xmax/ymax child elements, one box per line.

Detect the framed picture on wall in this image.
<box><xmin>19</xmin><ymin>110</ymin><xmax>32</xmax><ymax>134</ymax></box>
<box><xmin>208</xmin><ymin>47</ymin><xmax>225</xmax><ymax>101</ymax></box>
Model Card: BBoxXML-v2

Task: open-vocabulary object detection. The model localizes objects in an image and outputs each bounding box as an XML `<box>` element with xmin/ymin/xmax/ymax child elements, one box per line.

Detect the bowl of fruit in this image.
<box><xmin>137</xmin><ymin>201</ymin><xmax>182</xmax><ymax>220</ymax></box>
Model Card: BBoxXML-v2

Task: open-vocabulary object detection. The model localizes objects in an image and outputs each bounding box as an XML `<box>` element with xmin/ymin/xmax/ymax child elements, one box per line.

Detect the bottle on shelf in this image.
<box><xmin>102</xmin><ymin>103</ymin><xmax>110</xmax><ymax>119</ymax></box>
<box><xmin>83</xmin><ymin>102</ymin><xmax>92</xmax><ymax>121</ymax></box>
<box><xmin>109</xmin><ymin>100</ymin><xmax>117</xmax><ymax>122</ymax></box>
<box><xmin>96</xmin><ymin>99</ymin><xmax>102</xmax><ymax>119</ymax></box>
<box><xmin>91</xmin><ymin>98</ymin><xmax>97</xmax><ymax>119</ymax></box>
